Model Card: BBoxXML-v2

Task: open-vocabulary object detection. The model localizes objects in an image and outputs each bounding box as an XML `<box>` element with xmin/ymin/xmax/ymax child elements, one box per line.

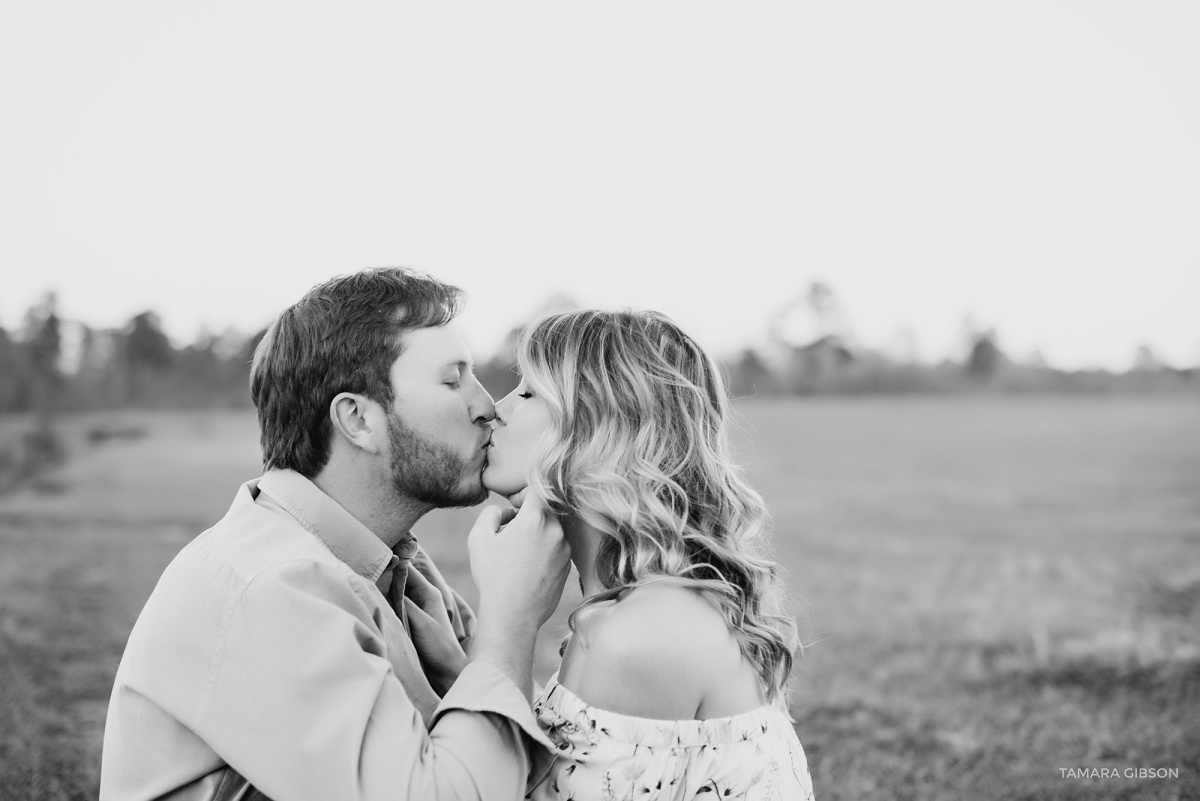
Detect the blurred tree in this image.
<box><xmin>26</xmin><ymin>294</ymin><xmax>62</xmax><ymax>382</ymax></box>
<box><xmin>965</xmin><ymin>329</ymin><xmax>1007</xmax><ymax>380</ymax></box>
<box><xmin>123</xmin><ymin>311</ymin><xmax>175</xmax><ymax>403</ymax></box>
<box><xmin>125</xmin><ymin>312</ymin><xmax>174</xmax><ymax>369</ymax></box>
<box><xmin>782</xmin><ymin>335</ymin><xmax>856</xmax><ymax>392</ymax></box>
<box><xmin>176</xmin><ymin>337</ymin><xmax>222</xmax><ymax>397</ymax></box>
<box><xmin>1134</xmin><ymin>344</ymin><xmax>1163</xmax><ymax>371</ymax></box>
<box><xmin>726</xmin><ymin>348</ymin><xmax>778</xmax><ymax>396</ymax></box>
<box><xmin>806</xmin><ymin>281</ymin><xmax>837</xmax><ymax>338</ymax></box>
<box><xmin>0</xmin><ymin>323</ymin><xmax>21</xmax><ymax>410</ymax></box>
<box><xmin>22</xmin><ymin>293</ymin><xmax>66</xmax><ymax>467</ymax></box>
<box><xmin>73</xmin><ymin>326</ymin><xmax>127</xmax><ymax>408</ymax></box>
<box><xmin>769</xmin><ymin>280</ymin><xmax>855</xmax><ymax>349</ymax></box>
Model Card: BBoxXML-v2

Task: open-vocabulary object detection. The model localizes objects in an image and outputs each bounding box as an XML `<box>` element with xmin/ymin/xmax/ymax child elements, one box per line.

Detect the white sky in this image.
<box><xmin>2</xmin><ymin>2</ymin><xmax>1198</xmax><ymax>369</ymax></box>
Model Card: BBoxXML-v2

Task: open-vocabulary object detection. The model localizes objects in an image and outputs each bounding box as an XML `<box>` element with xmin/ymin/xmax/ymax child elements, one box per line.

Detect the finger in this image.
<box><xmin>403</xmin><ymin>595</ymin><xmax>426</xmax><ymax>620</ymax></box>
<box><xmin>469</xmin><ymin>504</ymin><xmax>516</xmax><ymax>538</ymax></box>
<box><xmin>404</xmin><ymin>597</ymin><xmax>468</xmax><ymax>667</ymax></box>
<box><xmin>404</xmin><ymin>596</ymin><xmax>456</xmax><ymax>647</ymax></box>
<box><xmin>471</xmin><ymin>504</ymin><xmax>503</xmax><ymax>533</ymax></box>
<box><xmin>506</xmin><ymin>488</ymin><xmax>527</xmax><ymax>508</ymax></box>
<box><xmin>403</xmin><ymin>597</ymin><xmax>435</xmax><ymax>636</ymax></box>
<box><xmin>404</xmin><ymin>565</ymin><xmax>438</xmax><ymax>608</ymax></box>
<box><xmin>406</xmin><ymin>572</ymin><xmax>453</xmax><ymax>639</ymax></box>
<box><xmin>411</xmin><ymin>547</ymin><xmax>460</xmax><ymax>628</ymax></box>
<box><xmin>511</xmin><ymin>491</ymin><xmax>547</xmax><ymax>523</ymax></box>
<box><xmin>406</xmin><ymin>569</ymin><xmax>454</xmax><ymax>630</ymax></box>
<box><xmin>451</xmin><ymin>588</ymin><xmax>476</xmax><ymax>640</ymax></box>
<box><xmin>444</xmin><ymin>585</ymin><xmax>466</xmax><ymax>640</ymax></box>
<box><xmin>507</xmin><ymin>497</ymin><xmax>563</xmax><ymax>548</ymax></box>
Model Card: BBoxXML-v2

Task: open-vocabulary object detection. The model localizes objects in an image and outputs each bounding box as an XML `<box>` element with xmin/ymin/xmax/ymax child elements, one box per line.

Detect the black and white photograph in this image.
<box><xmin>1</xmin><ymin>3</ymin><xmax>1198</xmax><ymax>800</ymax></box>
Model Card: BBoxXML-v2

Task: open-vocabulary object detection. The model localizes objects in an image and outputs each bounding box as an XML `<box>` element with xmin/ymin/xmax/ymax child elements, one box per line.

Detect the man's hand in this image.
<box><xmin>470</xmin><ymin>496</ymin><xmax>570</xmax><ymax>631</ymax></box>
<box><xmin>404</xmin><ymin>567</ymin><xmax>468</xmax><ymax>697</ymax></box>
<box><xmin>467</xmin><ymin>496</ymin><xmax>571</xmax><ymax>699</ymax></box>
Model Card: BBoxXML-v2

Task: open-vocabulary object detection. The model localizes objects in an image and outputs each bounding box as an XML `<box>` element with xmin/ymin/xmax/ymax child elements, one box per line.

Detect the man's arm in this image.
<box><xmin>196</xmin><ymin>502</ymin><xmax>567</xmax><ymax>801</ymax></box>
<box><xmin>191</xmin><ymin>562</ymin><xmax>529</xmax><ymax>800</ymax></box>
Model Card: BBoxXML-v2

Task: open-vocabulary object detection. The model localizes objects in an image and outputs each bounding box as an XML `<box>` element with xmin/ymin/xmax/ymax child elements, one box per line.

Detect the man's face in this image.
<box><xmin>385</xmin><ymin>322</ymin><xmax>495</xmax><ymax>508</ymax></box>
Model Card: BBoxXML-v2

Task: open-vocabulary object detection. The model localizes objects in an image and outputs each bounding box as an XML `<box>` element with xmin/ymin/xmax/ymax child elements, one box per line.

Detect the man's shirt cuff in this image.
<box><xmin>433</xmin><ymin>661</ymin><xmax>555</xmax><ymax>752</ymax></box>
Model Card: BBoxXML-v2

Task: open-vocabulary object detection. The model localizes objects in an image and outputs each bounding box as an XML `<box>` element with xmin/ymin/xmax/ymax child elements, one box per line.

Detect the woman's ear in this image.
<box><xmin>330</xmin><ymin>392</ymin><xmax>383</xmax><ymax>455</ymax></box>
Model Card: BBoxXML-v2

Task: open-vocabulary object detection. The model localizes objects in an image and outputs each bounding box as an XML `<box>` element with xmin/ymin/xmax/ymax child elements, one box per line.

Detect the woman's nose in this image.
<box><xmin>493</xmin><ymin>394</ymin><xmax>513</xmax><ymax>425</ymax></box>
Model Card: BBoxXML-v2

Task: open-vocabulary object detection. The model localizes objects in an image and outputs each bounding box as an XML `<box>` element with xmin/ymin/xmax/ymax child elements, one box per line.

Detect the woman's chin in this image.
<box><xmin>482</xmin><ymin>472</ymin><xmax>526</xmax><ymax>499</ymax></box>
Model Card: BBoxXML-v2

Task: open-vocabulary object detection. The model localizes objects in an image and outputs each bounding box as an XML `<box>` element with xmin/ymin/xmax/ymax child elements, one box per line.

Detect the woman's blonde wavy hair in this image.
<box><xmin>517</xmin><ymin>309</ymin><xmax>799</xmax><ymax>702</ymax></box>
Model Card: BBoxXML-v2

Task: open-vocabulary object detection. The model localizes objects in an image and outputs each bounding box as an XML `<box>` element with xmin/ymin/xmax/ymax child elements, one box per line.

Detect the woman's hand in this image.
<box><xmin>404</xmin><ymin>567</ymin><xmax>468</xmax><ymax>696</ymax></box>
<box><xmin>410</xmin><ymin>546</ymin><xmax>476</xmax><ymax>644</ymax></box>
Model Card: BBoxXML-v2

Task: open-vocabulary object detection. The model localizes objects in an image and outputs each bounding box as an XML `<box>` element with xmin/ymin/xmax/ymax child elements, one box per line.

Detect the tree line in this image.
<box><xmin>2</xmin><ymin>291</ymin><xmax>1195</xmax><ymax>419</ymax></box>
<box><xmin>0</xmin><ymin>294</ymin><xmax>263</xmax><ymax>415</ymax></box>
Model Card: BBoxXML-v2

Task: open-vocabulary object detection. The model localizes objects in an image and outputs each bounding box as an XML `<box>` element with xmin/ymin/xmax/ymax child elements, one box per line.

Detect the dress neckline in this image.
<box><xmin>538</xmin><ymin>671</ymin><xmax>788</xmax><ymax>748</ymax></box>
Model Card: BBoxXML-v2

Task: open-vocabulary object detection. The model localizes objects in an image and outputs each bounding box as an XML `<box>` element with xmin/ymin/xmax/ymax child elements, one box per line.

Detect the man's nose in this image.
<box><xmin>470</xmin><ymin>381</ymin><xmax>496</xmax><ymax>426</ymax></box>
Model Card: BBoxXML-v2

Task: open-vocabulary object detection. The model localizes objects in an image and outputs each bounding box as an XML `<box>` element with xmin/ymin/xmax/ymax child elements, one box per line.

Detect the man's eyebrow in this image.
<box><xmin>441</xmin><ymin>359</ymin><xmax>475</xmax><ymax>371</ymax></box>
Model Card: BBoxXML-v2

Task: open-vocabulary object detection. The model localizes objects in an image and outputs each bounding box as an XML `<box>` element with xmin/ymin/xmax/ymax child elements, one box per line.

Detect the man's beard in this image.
<box><xmin>387</xmin><ymin>411</ymin><xmax>488</xmax><ymax>508</ymax></box>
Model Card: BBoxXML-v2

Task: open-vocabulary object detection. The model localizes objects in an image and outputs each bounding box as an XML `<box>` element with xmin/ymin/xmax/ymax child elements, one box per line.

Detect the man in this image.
<box><xmin>101</xmin><ymin>268</ymin><xmax>571</xmax><ymax>800</ymax></box>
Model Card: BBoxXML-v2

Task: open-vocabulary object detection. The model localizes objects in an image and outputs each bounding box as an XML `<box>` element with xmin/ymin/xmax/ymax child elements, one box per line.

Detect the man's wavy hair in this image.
<box><xmin>518</xmin><ymin>309</ymin><xmax>799</xmax><ymax>702</ymax></box>
<box><xmin>250</xmin><ymin>267</ymin><xmax>463</xmax><ymax>477</ymax></box>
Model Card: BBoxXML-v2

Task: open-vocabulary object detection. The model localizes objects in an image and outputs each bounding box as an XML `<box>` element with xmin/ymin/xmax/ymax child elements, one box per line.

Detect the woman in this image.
<box><xmin>482</xmin><ymin>310</ymin><xmax>814</xmax><ymax>801</ymax></box>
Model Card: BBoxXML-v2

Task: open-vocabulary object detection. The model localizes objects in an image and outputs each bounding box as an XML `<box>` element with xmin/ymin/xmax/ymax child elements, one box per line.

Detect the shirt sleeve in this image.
<box><xmin>435</xmin><ymin>662</ymin><xmax>554</xmax><ymax>749</ymax></box>
<box><xmin>196</xmin><ymin>558</ymin><xmax>547</xmax><ymax>801</ymax></box>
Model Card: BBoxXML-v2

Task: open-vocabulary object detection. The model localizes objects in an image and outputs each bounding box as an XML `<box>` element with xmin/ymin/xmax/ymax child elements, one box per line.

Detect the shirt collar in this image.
<box><xmin>254</xmin><ymin>469</ymin><xmax>415</xmax><ymax>587</ymax></box>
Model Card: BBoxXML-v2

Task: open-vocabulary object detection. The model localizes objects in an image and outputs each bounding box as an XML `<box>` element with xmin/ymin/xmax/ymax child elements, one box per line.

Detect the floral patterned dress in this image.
<box><xmin>530</xmin><ymin>672</ymin><xmax>815</xmax><ymax>801</ymax></box>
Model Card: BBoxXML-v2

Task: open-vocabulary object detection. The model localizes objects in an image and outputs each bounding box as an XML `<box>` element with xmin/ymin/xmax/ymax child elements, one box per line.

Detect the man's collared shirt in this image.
<box><xmin>101</xmin><ymin>469</ymin><xmax>548</xmax><ymax>801</ymax></box>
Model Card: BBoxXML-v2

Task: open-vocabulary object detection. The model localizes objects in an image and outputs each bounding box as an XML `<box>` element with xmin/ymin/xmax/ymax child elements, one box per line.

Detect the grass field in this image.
<box><xmin>1</xmin><ymin>398</ymin><xmax>1198</xmax><ymax>800</ymax></box>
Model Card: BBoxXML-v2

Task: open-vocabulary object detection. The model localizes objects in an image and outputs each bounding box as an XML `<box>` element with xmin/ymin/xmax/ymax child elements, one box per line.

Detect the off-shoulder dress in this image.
<box><xmin>529</xmin><ymin>671</ymin><xmax>815</xmax><ymax>801</ymax></box>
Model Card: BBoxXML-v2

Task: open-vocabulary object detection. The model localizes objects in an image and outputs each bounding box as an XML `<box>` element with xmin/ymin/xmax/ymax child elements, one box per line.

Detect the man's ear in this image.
<box><xmin>330</xmin><ymin>392</ymin><xmax>383</xmax><ymax>455</ymax></box>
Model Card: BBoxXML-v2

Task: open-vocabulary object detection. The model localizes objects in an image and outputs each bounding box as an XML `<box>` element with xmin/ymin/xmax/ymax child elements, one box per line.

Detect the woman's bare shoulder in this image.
<box><xmin>564</xmin><ymin>582</ymin><xmax>750</xmax><ymax>719</ymax></box>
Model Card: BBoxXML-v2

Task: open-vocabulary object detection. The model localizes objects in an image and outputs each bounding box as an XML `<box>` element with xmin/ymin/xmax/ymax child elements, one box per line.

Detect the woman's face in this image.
<box><xmin>483</xmin><ymin>376</ymin><xmax>555</xmax><ymax>497</ymax></box>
